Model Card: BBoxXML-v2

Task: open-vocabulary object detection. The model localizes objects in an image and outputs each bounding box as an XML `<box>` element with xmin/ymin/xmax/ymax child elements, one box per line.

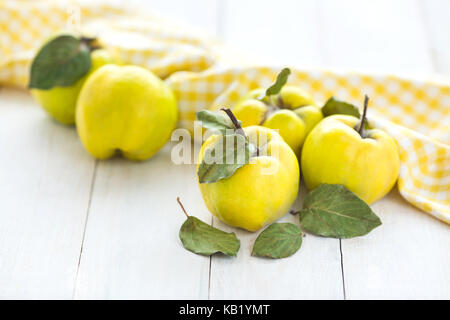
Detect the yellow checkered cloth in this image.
<box><xmin>1</xmin><ymin>0</ymin><xmax>449</xmax><ymax>223</ymax></box>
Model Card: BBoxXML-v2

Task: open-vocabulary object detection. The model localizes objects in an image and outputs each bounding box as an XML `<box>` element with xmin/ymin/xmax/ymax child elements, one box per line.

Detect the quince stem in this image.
<box><xmin>80</xmin><ymin>36</ymin><xmax>101</xmax><ymax>52</ymax></box>
<box><xmin>222</xmin><ymin>108</ymin><xmax>261</xmax><ymax>156</ymax></box>
<box><xmin>177</xmin><ymin>197</ymin><xmax>190</xmax><ymax>219</ymax></box>
<box><xmin>358</xmin><ymin>95</ymin><xmax>369</xmax><ymax>136</ymax></box>
<box><xmin>221</xmin><ymin>108</ymin><xmax>248</xmax><ymax>140</ymax></box>
<box><xmin>269</xmin><ymin>95</ymin><xmax>278</xmax><ymax>108</ymax></box>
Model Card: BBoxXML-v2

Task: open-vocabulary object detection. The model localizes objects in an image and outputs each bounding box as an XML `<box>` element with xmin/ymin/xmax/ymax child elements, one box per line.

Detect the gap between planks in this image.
<box><xmin>339</xmin><ymin>240</ymin><xmax>347</xmax><ymax>299</ymax></box>
<box><xmin>312</xmin><ymin>1</ymin><xmax>347</xmax><ymax>299</ymax></box>
<box><xmin>207</xmin><ymin>1</ymin><xmax>345</xmax><ymax>299</ymax></box>
<box><xmin>72</xmin><ymin>159</ymin><xmax>99</xmax><ymax>299</ymax></box>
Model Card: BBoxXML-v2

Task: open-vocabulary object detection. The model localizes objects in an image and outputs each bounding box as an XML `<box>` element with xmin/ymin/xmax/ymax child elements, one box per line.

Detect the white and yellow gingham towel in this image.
<box><xmin>1</xmin><ymin>0</ymin><xmax>449</xmax><ymax>223</ymax></box>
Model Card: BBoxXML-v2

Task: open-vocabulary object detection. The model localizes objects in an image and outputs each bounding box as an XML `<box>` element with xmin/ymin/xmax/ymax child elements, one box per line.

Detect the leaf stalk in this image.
<box><xmin>176</xmin><ymin>197</ymin><xmax>190</xmax><ymax>219</ymax></box>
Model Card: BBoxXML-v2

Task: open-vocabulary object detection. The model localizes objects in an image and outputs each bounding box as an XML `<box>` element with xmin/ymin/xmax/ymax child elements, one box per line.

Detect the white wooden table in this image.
<box><xmin>0</xmin><ymin>0</ymin><xmax>449</xmax><ymax>299</ymax></box>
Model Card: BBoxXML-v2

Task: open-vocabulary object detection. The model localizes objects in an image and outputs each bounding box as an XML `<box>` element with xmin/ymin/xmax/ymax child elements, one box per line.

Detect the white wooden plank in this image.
<box><xmin>209</xmin><ymin>0</ymin><xmax>344</xmax><ymax>300</ymax></box>
<box><xmin>209</xmin><ymin>187</ymin><xmax>344</xmax><ymax>300</ymax></box>
<box><xmin>316</xmin><ymin>0</ymin><xmax>434</xmax><ymax>75</ymax></box>
<box><xmin>72</xmin><ymin>0</ymin><xmax>219</xmax><ymax>299</ymax></box>
<box><xmin>221</xmin><ymin>0</ymin><xmax>324</xmax><ymax>68</ymax></box>
<box><xmin>344</xmin><ymin>190</ymin><xmax>450</xmax><ymax>299</ymax></box>
<box><xmin>316</xmin><ymin>0</ymin><xmax>450</xmax><ymax>299</ymax></box>
<box><xmin>74</xmin><ymin>145</ymin><xmax>211</xmax><ymax>299</ymax></box>
<box><xmin>1</xmin><ymin>0</ymin><xmax>445</xmax><ymax>300</ymax></box>
<box><xmin>420</xmin><ymin>0</ymin><xmax>450</xmax><ymax>74</ymax></box>
<box><xmin>0</xmin><ymin>89</ymin><xmax>95</xmax><ymax>299</ymax></box>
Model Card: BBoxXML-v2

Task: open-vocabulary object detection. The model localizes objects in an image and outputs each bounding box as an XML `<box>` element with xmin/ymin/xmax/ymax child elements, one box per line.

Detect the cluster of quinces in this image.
<box><xmin>30</xmin><ymin>34</ymin><xmax>399</xmax><ymax>258</ymax></box>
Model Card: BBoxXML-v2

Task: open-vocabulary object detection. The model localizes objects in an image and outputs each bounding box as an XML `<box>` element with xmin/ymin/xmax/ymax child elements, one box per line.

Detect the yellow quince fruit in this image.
<box><xmin>233</xmin><ymin>71</ymin><xmax>323</xmax><ymax>157</ymax></box>
<box><xmin>76</xmin><ymin>65</ymin><xmax>178</xmax><ymax>161</ymax></box>
<box><xmin>30</xmin><ymin>34</ymin><xmax>120</xmax><ymax>125</ymax></box>
<box><xmin>232</xmin><ymin>97</ymin><xmax>267</xmax><ymax>127</ymax></box>
<box><xmin>301</xmin><ymin>112</ymin><xmax>400</xmax><ymax>204</ymax></box>
<box><xmin>197</xmin><ymin>124</ymin><xmax>299</xmax><ymax>232</ymax></box>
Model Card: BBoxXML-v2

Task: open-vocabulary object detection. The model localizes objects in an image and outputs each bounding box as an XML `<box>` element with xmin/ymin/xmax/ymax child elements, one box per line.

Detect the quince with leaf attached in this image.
<box><xmin>196</xmin><ymin>109</ymin><xmax>299</xmax><ymax>232</ymax></box>
<box><xmin>29</xmin><ymin>34</ymin><xmax>120</xmax><ymax>125</ymax></box>
<box><xmin>301</xmin><ymin>96</ymin><xmax>400</xmax><ymax>204</ymax></box>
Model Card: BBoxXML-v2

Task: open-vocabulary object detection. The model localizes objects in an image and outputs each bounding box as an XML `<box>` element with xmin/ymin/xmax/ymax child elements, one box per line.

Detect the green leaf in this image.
<box><xmin>265</xmin><ymin>67</ymin><xmax>291</xmax><ymax>97</ymax></box>
<box><xmin>196</xmin><ymin>110</ymin><xmax>240</xmax><ymax>135</ymax></box>
<box><xmin>252</xmin><ymin>223</ymin><xmax>303</xmax><ymax>259</ymax></box>
<box><xmin>299</xmin><ymin>184</ymin><xmax>382</xmax><ymax>239</ymax></box>
<box><xmin>321</xmin><ymin>97</ymin><xmax>361</xmax><ymax>118</ymax></box>
<box><xmin>29</xmin><ymin>35</ymin><xmax>92</xmax><ymax>90</ymax></box>
<box><xmin>198</xmin><ymin>133</ymin><xmax>251</xmax><ymax>184</ymax></box>
<box><xmin>180</xmin><ymin>216</ymin><xmax>240</xmax><ymax>256</ymax></box>
<box><xmin>321</xmin><ymin>97</ymin><xmax>370</xmax><ymax>129</ymax></box>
